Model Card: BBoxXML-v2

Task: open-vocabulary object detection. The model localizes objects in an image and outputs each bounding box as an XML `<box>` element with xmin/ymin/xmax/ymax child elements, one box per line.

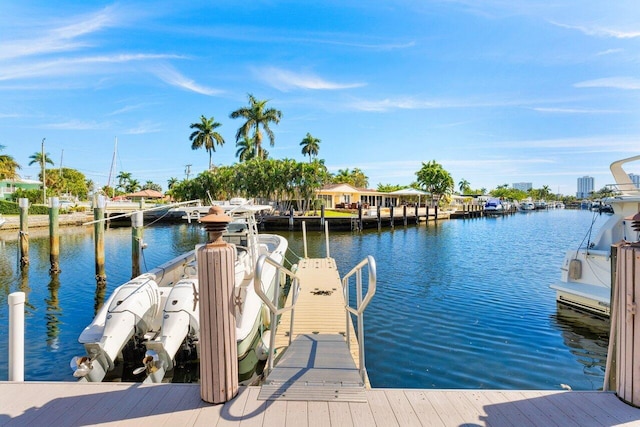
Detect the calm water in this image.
<box><xmin>0</xmin><ymin>209</ymin><xmax>610</xmax><ymax>390</ymax></box>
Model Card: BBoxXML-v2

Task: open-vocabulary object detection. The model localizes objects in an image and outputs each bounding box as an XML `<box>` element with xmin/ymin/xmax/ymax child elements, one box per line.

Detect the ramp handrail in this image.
<box><xmin>341</xmin><ymin>255</ymin><xmax>376</xmax><ymax>383</ymax></box>
<box><xmin>254</xmin><ymin>254</ymin><xmax>301</xmax><ymax>377</ymax></box>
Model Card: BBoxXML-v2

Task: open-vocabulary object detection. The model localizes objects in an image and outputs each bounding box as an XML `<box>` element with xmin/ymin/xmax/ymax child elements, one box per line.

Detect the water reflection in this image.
<box><xmin>551</xmin><ymin>305</ymin><xmax>610</xmax><ymax>388</ymax></box>
<box><xmin>46</xmin><ymin>274</ymin><xmax>61</xmax><ymax>350</ymax></box>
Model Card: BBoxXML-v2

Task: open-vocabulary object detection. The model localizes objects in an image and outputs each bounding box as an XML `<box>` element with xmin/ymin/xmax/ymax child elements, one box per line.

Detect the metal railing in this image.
<box><xmin>342</xmin><ymin>255</ymin><xmax>376</xmax><ymax>383</ymax></box>
<box><xmin>254</xmin><ymin>254</ymin><xmax>301</xmax><ymax>377</ymax></box>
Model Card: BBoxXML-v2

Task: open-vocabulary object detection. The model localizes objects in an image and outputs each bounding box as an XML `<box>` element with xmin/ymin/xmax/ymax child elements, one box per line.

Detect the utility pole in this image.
<box><xmin>42</xmin><ymin>138</ymin><xmax>46</xmax><ymax>204</ymax></box>
<box><xmin>185</xmin><ymin>164</ymin><xmax>192</xmax><ymax>180</ymax></box>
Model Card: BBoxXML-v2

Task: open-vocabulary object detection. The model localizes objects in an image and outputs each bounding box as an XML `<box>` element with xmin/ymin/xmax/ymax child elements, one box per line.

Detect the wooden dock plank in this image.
<box><xmin>308</xmin><ymin>401</ymin><xmax>331</xmax><ymax>427</ymax></box>
<box><xmin>1</xmin><ymin>383</ymin><xmax>640</xmax><ymax>426</ymax></box>
<box><xmin>403</xmin><ymin>390</ymin><xmax>447</xmax><ymax>427</ymax></box>
<box><xmin>384</xmin><ymin>389</ymin><xmax>422</xmax><ymax>427</ymax></box>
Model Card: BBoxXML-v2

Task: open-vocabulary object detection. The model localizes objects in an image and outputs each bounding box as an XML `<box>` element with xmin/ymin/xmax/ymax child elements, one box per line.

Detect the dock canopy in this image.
<box><xmin>387</xmin><ymin>188</ymin><xmax>430</xmax><ymax>206</ymax></box>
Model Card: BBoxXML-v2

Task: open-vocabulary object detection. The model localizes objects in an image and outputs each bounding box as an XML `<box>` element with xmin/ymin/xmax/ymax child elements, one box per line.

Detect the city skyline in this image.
<box><xmin>1</xmin><ymin>2</ymin><xmax>640</xmax><ymax>195</ymax></box>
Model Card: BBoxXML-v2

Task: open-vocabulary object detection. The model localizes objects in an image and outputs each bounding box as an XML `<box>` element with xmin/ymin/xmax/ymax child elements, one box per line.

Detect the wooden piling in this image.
<box><xmin>377</xmin><ymin>205</ymin><xmax>381</xmax><ymax>231</ymax></box>
<box><xmin>198</xmin><ymin>207</ymin><xmax>238</xmax><ymax>404</ymax></box>
<box><xmin>434</xmin><ymin>205</ymin><xmax>439</xmax><ymax>221</ymax></box>
<box><xmin>403</xmin><ymin>205</ymin><xmax>407</xmax><ymax>226</ymax></box>
<box><xmin>358</xmin><ymin>204</ymin><xmax>363</xmax><ymax>232</ymax></box>
<box><xmin>49</xmin><ymin>197</ymin><xmax>61</xmax><ymax>273</ymax></box>
<box><xmin>320</xmin><ymin>204</ymin><xmax>325</xmax><ymax>229</ymax></box>
<box><xmin>94</xmin><ymin>196</ymin><xmax>106</xmax><ymax>287</ymax></box>
<box><xmin>390</xmin><ymin>205</ymin><xmax>394</xmax><ymax>229</ymax></box>
<box><xmin>131</xmin><ymin>211</ymin><xmax>143</xmax><ymax>278</ymax></box>
<box><xmin>415</xmin><ymin>204</ymin><xmax>419</xmax><ymax>224</ymax></box>
<box><xmin>289</xmin><ymin>207</ymin><xmax>294</xmax><ymax>231</ymax></box>
<box><xmin>606</xmin><ymin>241</ymin><xmax>640</xmax><ymax>406</ymax></box>
<box><xmin>426</xmin><ymin>206</ymin><xmax>430</xmax><ymax>222</ymax></box>
<box><xmin>18</xmin><ymin>198</ymin><xmax>29</xmax><ymax>268</ymax></box>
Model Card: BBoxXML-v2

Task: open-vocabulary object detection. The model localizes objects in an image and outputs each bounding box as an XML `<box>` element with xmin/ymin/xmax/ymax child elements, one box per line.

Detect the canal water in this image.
<box><xmin>0</xmin><ymin>209</ymin><xmax>610</xmax><ymax>390</ymax></box>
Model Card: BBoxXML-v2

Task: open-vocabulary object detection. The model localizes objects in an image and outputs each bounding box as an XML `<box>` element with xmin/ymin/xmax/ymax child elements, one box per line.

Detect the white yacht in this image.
<box><xmin>71</xmin><ymin>200</ymin><xmax>288</xmax><ymax>383</ymax></box>
<box><xmin>550</xmin><ymin>155</ymin><xmax>640</xmax><ymax>317</ymax></box>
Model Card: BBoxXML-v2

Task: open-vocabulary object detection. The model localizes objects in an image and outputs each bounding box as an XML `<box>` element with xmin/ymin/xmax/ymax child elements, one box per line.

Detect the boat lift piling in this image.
<box><xmin>49</xmin><ymin>197</ymin><xmax>61</xmax><ymax>274</ymax></box>
<box><xmin>131</xmin><ymin>211</ymin><xmax>143</xmax><ymax>278</ymax></box>
<box><xmin>403</xmin><ymin>205</ymin><xmax>407</xmax><ymax>226</ymax></box>
<box><xmin>389</xmin><ymin>205</ymin><xmax>394</xmax><ymax>229</ymax></box>
<box><xmin>18</xmin><ymin>198</ymin><xmax>29</xmax><ymax>268</ymax></box>
<box><xmin>197</xmin><ymin>207</ymin><xmax>238</xmax><ymax>404</ymax></box>
<box><xmin>377</xmin><ymin>205</ymin><xmax>381</xmax><ymax>231</ymax></box>
<box><xmin>94</xmin><ymin>195</ymin><xmax>106</xmax><ymax>288</ymax></box>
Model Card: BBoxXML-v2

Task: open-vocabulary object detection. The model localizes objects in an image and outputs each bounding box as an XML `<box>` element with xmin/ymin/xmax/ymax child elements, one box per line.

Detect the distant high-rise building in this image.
<box><xmin>629</xmin><ymin>173</ymin><xmax>640</xmax><ymax>189</ymax></box>
<box><xmin>512</xmin><ymin>182</ymin><xmax>532</xmax><ymax>192</ymax></box>
<box><xmin>577</xmin><ymin>176</ymin><xmax>594</xmax><ymax>198</ymax></box>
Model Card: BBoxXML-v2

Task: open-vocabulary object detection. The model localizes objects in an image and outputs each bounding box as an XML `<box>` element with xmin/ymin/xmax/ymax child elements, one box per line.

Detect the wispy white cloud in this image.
<box><xmin>0</xmin><ymin>54</ymin><xmax>180</xmax><ymax>82</ymax></box>
<box><xmin>574</xmin><ymin>77</ymin><xmax>640</xmax><ymax>90</ymax></box>
<box><xmin>0</xmin><ymin>6</ymin><xmax>121</xmax><ymax>60</ymax></box>
<box><xmin>550</xmin><ymin>21</ymin><xmax>640</xmax><ymax>39</ymax></box>
<box><xmin>258</xmin><ymin>67</ymin><xmax>366</xmax><ymax>92</ymax></box>
<box><xmin>43</xmin><ymin>119</ymin><xmax>111</xmax><ymax>130</ymax></box>
<box><xmin>153</xmin><ymin>65</ymin><xmax>222</xmax><ymax>96</ymax></box>
<box><xmin>124</xmin><ymin>121</ymin><xmax>162</xmax><ymax>135</ymax></box>
<box><xmin>531</xmin><ymin>107</ymin><xmax>619</xmax><ymax>114</ymax></box>
<box><xmin>596</xmin><ymin>48</ymin><xmax>624</xmax><ymax>56</ymax></box>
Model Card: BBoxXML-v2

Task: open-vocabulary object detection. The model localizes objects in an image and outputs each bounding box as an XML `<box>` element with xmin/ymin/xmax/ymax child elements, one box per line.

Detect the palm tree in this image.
<box><xmin>230</xmin><ymin>94</ymin><xmax>282</xmax><ymax>159</ymax></box>
<box><xmin>167</xmin><ymin>177</ymin><xmax>178</xmax><ymax>190</ymax></box>
<box><xmin>189</xmin><ymin>115</ymin><xmax>225</xmax><ymax>170</ymax></box>
<box><xmin>0</xmin><ymin>145</ymin><xmax>21</xmax><ymax>179</ymax></box>
<box><xmin>458</xmin><ymin>178</ymin><xmax>471</xmax><ymax>194</ymax></box>
<box><xmin>116</xmin><ymin>171</ymin><xmax>132</xmax><ymax>192</ymax></box>
<box><xmin>126</xmin><ymin>179</ymin><xmax>141</xmax><ymax>193</ymax></box>
<box><xmin>333</xmin><ymin>168</ymin><xmax>352</xmax><ymax>184</ymax></box>
<box><xmin>29</xmin><ymin>151</ymin><xmax>54</xmax><ymax>187</ymax></box>
<box><xmin>300</xmin><ymin>133</ymin><xmax>321</xmax><ymax>162</ymax></box>
<box><xmin>235</xmin><ymin>137</ymin><xmax>256</xmax><ymax>162</ymax></box>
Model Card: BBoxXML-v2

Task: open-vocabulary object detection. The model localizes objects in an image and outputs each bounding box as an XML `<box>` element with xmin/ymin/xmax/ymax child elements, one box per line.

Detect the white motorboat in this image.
<box><xmin>71</xmin><ymin>200</ymin><xmax>288</xmax><ymax>383</ymax></box>
<box><xmin>550</xmin><ymin>155</ymin><xmax>640</xmax><ymax>317</ymax></box>
<box><xmin>484</xmin><ymin>198</ymin><xmax>504</xmax><ymax>213</ymax></box>
<box><xmin>519</xmin><ymin>199</ymin><xmax>535</xmax><ymax>211</ymax></box>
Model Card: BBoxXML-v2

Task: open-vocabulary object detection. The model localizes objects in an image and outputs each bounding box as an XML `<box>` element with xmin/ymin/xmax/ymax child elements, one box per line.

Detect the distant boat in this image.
<box><xmin>484</xmin><ymin>198</ymin><xmax>504</xmax><ymax>214</ymax></box>
<box><xmin>519</xmin><ymin>200</ymin><xmax>535</xmax><ymax>211</ymax></box>
<box><xmin>550</xmin><ymin>155</ymin><xmax>640</xmax><ymax>317</ymax></box>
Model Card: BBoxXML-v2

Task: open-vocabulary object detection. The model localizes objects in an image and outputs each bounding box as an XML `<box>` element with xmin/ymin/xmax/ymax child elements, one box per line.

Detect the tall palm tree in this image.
<box><xmin>126</xmin><ymin>179</ymin><xmax>141</xmax><ymax>193</ymax></box>
<box><xmin>189</xmin><ymin>115</ymin><xmax>225</xmax><ymax>170</ymax></box>
<box><xmin>0</xmin><ymin>145</ymin><xmax>21</xmax><ymax>179</ymax></box>
<box><xmin>230</xmin><ymin>94</ymin><xmax>282</xmax><ymax>159</ymax></box>
<box><xmin>300</xmin><ymin>133</ymin><xmax>320</xmax><ymax>162</ymax></box>
<box><xmin>29</xmin><ymin>151</ymin><xmax>54</xmax><ymax>186</ymax></box>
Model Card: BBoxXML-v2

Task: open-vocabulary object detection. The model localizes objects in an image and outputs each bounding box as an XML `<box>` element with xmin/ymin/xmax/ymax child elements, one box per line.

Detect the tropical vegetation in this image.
<box><xmin>415</xmin><ymin>160</ymin><xmax>454</xmax><ymax>206</ymax></box>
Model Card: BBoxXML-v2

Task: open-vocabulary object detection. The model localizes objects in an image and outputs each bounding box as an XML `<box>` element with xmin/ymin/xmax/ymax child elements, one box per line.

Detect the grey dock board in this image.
<box><xmin>2</xmin><ymin>382</ymin><xmax>640</xmax><ymax>426</ymax></box>
<box><xmin>259</xmin><ymin>334</ymin><xmax>365</xmax><ymax>402</ymax></box>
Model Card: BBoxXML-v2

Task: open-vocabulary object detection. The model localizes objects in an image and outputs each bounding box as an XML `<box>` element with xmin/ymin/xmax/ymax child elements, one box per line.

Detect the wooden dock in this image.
<box><xmin>3</xmin><ymin>255</ymin><xmax>640</xmax><ymax>425</ymax></box>
<box><xmin>1</xmin><ymin>382</ymin><xmax>638</xmax><ymax>426</ymax></box>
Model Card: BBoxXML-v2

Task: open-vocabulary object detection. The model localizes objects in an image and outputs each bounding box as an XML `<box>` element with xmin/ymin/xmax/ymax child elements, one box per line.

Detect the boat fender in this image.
<box><xmin>261</xmin><ymin>304</ymin><xmax>271</xmax><ymax>329</ymax></box>
<box><xmin>256</xmin><ymin>330</ymin><xmax>271</xmax><ymax>361</ymax></box>
<box><xmin>569</xmin><ymin>259</ymin><xmax>582</xmax><ymax>280</ymax></box>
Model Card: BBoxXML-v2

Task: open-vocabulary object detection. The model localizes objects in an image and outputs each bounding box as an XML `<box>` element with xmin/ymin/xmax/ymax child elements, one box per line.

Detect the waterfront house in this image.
<box><xmin>0</xmin><ymin>178</ymin><xmax>42</xmax><ymax>201</ymax></box>
<box><xmin>316</xmin><ymin>184</ymin><xmax>399</xmax><ymax>209</ymax></box>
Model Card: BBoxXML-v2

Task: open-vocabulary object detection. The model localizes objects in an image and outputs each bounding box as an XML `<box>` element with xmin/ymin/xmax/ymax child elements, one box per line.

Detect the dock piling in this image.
<box><xmin>390</xmin><ymin>206</ymin><xmax>394</xmax><ymax>229</ymax></box>
<box><xmin>131</xmin><ymin>211</ymin><xmax>143</xmax><ymax>278</ymax></box>
<box><xmin>198</xmin><ymin>207</ymin><xmax>238</xmax><ymax>404</ymax></box>
<box><xmin>8</xmin><ymin>292</ymin><xmax>25</xmax><ymax>382</ymax></box>
<box><xmin>49</xmin><ymin>197</ymin><xmax>61</xmax><ymax>273</ymax></box>
<box><xmin>18</xmin><ymin>198</ymin><xmax>29</xmax><ymax>268</ymax></box>
<box><xmin>94</xmin><ymin>196</ymin><xmax>106</xmax><ymax>287</ymax></box>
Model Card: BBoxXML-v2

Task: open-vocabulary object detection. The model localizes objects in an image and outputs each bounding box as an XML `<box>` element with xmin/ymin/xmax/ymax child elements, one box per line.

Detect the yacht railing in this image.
<box><xmin>341</xmin><ymin>255</ymin><xmax>377</xmax><ymax>383</ymax></box>
<box><xmin>254</xmin><ymin>254</ymin><xmax>301</xmax><ymax>377</ymax></box>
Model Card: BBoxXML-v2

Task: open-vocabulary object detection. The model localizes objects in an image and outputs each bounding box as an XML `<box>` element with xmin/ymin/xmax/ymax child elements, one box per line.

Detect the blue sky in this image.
<box><xmin>1</xmin><ymin>1</ymin><xmax>639</xmax><ymax>195</ymax></box>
